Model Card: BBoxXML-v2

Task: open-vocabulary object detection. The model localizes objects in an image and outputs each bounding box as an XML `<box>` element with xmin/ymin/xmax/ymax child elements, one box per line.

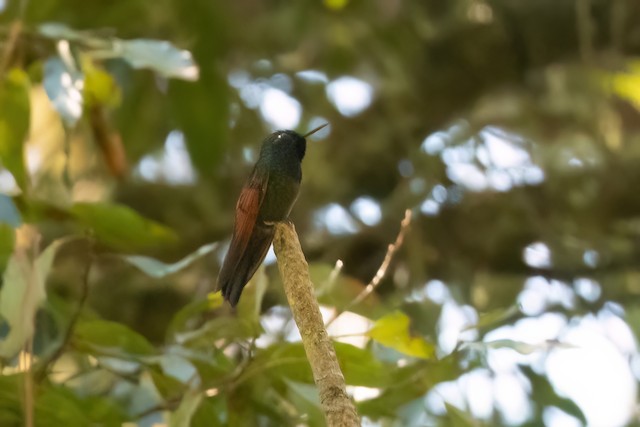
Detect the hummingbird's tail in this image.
<box><xmin>218</xmin><ymin>224</ymin><xmax>274</xmax><ymax>307</ymax></box>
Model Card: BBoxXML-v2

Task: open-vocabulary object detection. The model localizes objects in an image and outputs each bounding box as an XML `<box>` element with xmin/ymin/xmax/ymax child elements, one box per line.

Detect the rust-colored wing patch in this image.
<box><xmin>217</xmin><ymin>166</ymin><xmax>269</xmax><ymax>304</ymax></box>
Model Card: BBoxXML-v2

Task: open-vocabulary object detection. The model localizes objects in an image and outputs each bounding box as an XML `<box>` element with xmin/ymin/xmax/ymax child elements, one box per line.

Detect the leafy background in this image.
<box><xmin>1</xmin><ymin>0</ymin><xmax>640</xmax><ymax>426</ymax></box>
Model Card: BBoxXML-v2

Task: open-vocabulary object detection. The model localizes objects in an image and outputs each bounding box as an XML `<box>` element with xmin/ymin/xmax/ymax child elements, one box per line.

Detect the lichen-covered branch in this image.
<box><xmin>272</xmin><ymin>222</ymin><xmax>359</xmax><ymax>427</ymax></box>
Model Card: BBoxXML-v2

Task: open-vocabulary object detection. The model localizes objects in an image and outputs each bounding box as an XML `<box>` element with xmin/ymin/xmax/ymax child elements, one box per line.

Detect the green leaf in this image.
<box><xmin>237</xmin><ymin>266</ymin><xmax>268</xmax><ymax>328</ymax></box>
<box><xmin>464</xmin><ymin>304</ymin><xmax>519</xmax><ymax>332</ymax></box>
<box><xmin>43</xmin><ymin>56</ymin><xmax>84</xmax><ymax>127</ymax></box>
<box><xmin>0</xmin><ymin>374</ymin><xmax>125</xmax><ymax>425</ymax></box>
<box><xmin>254</xmin><ymin>341</ymin><xmax>392</xmax><ymax>387</ymax></box>
<box><xmin>603</xmin><ymin>60</ymin><xmax>640</xmax><ymax>110</ymax></box>
<box><xmin>74</xmin><ymin>319</ymin><xmax>156</xmax><ymax>357</ymax></box>
<box><xmin>176</xmin><ymin>315</ymin><xmax>260</xmax><ymax>346</ymax></box>
<box><xmin>117</xmin><ymin>39</ymin><xmax>200</xmax><ymax>81</ymax></box>
<box><xmin>191</xmin><ymin>397</ymin><xmax>224</xmax><ymax>427</ymax></box>
<box><xmin>335</xmin><ymin>341</ymin><xmax>392</xmax><ymax>387</ymax></box>
<box><xmin>521</xmin><ymin>366</ymin><xmax>586</xmax><ymax>423</ymax></box>
<box><xmin>0</xmin><ymin>224</ymin><xmax>14</xmax><ymax>275</ymax></box>
<box><xmin>0</xmin><ymin>236</ymin><xmax>72</xmax><ymax>359</ymax></box>
<box><xmin>36</xmin><ymin>384</ymin><xmax>126</xmax><ymax>427</ymax></box>
<box><xmin>167</xmin><ymin>294</ymin><xmax>223</xmax><ymax>340</ymax></box>
<box><xmin>169</xmin><ymin>389</ymin><xmax>203</xmax><ymax>427</ymax></box>
<box><xmin>71</xmin><ymin>202</ymin><xmax>177</xmax><ymax>251</ymax></box>
<box><xmin>38</xmin><ymin>23</ymin><xmax>86</xmax><ymax>41</ymax></box>
<box><xmin>461</xmin><ymin>339</ymin><xmax>573</xmax><ymax>355</ymax></box>
<box><xmin>0</xmin><ymin>195</ymin><xmax>21</xmax><ymax>227</ymax></box>
<box><xmin>0</xmin><ymin>69</ymin><xmax>30</xmax><ymax>191</ymax></box>
<box><xmin>149</xmin><ymin>367</ymin><xmax>187</xmax><ymax>400</ymax></box>
<box><xmin>284</xmin><ymin>380</ymin><xmax>325</xmax><ymax>427</ymax></box>
<box><xmin>0</xmin><ymin>374</ymin><xmax>20</xmax><ymax>425</ymax></box>
<box><xmin>444</xmin><ymin>402</ymin><xmax>480</xmax><ymax>427</ymax></box>
<box><xmin>358</xmin><ymin>357</ymin><xmax>459</xmax><ymax>419</ymax></box>
<box><xmin>82</xmin><ymin>58</ymin><xmax>122</xmax><ymax>108</ymax></box>
<box><xmin>38</xmin><ymin>23</ymin><xmax>199</xmax><ymax>81</ymax></box>
<box><xmin>367</xmin><ymin>311</ymin><xmax>435</xmax><ymax>359</ymax></box>
<box><xmin>167</xmin><ymin>345</ymin><xmax>233</xmax><ymax>386</ymax></box>
<box><xmin>168</xmin><ymin>74</ymin><xmax>229</xmax><ymax>175</ymax></box>
<box><xmin>123</xmin><ymin>242</ymin><xmax>217</xmax><ymax>278</ymax></box>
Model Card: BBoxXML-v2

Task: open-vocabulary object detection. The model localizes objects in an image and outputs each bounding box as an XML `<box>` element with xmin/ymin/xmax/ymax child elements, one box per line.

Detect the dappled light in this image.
<box><xmin>326</xmin><ymin>76</ymin><xmax>374</xmax><ymax>117</ymax></box>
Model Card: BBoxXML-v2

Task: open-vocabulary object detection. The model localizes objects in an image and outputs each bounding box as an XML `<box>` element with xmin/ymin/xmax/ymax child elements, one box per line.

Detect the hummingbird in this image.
<box><xmin>218</xmin><ymin>123</ymin><xmax>328</xmax><ymax>306</ymax></box>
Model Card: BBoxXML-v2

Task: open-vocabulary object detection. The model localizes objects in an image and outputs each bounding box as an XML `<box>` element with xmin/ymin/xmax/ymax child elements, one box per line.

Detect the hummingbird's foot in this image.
<box><xmin>263</xmin><ymin>219</ymin><xmax>293</xmax><ymax>227</ymax></box>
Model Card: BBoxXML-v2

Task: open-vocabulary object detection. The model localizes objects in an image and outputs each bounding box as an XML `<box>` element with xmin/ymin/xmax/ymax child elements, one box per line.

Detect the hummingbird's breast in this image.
<box><xmin>259</xmin><ymin>170</ymin><xmax>301</xmax><ymax>222</ymax></box>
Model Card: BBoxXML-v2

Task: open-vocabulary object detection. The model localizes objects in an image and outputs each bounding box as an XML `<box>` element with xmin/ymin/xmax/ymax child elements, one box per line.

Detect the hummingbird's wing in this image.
<box><xmin>218</xmin><ymin>166</ymin><xmax>273</xmax><ymax>306</ymax></box>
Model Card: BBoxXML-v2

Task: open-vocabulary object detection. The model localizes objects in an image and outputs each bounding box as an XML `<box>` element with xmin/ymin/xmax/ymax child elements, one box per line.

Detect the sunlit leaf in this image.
<box><xmin>39</xmin><ymin>23</ymin><xmax>85</xmax><ymax>41</ymax></box>
<box><xmin>43</xmin><ymin>56</ymin><xmax>84</xmax><ymax>127</ymax></box>
<box><xmin>323</xmin><ymin>0</ymin><xmax>349</xmax><ymax>11</ymax></box>
<box><xmin>460</xmin><ymin>339</ymin><xmax>574</xmax><ymax>355</ymax></box>
<box><xmin>463</xmin><ymin>304</ymin><xmax>519</xmax><ymax>332</ymax></box>
<box><xmin>122</xmin><ymin>242</ymin><xmax>217</xmax><ymax>278</ymax></box>
<box><xmin>169</xmin><ymin>389</ymin><xmax>203</xmax><ymax>427</ymax></box>
<box><xmin>74</xmin><ymin>319</ymin><xmax>156</xmax><ymax>357</ymax></box>
<box><xmin>604</xmin><ymin>60</ymin><xmax>640</xmax><ymax>110</ymax></box>
<box><xmin>0</xmin><ymin>69</ymin><xmax>30</xmax><ymax>191</ymax></box>
<box><xmin>71</xmin><ymin>202</ymin><xmax>177</xmax><ymax>251</ymax></box>
<box><xmin>82</xmin><ymin>58</ymin><xmax>121</xmax><ymax>108</ymax></box>
<box><xmin>39</xmin><ymin>23</ymin><xmax>198</xmax><ymax>81</ymax></box>
<box><xmin>444</xmin><ymin>403</ymin><xmax>479</xmax><ymax>427</ymax></box>
<box><xmin>367</xmin><ymin>311</ymin><xmax>435</xmax><ymax>359</ymax></box>
<box><xmin>0</xmin><ymin>234</ymin><xmax>72</xmax><ymax>359</ymax></box>
<box><xmin>116</xmin><ymin>39</ymin><xmax>199</xmax><ymax>81</ymax></box>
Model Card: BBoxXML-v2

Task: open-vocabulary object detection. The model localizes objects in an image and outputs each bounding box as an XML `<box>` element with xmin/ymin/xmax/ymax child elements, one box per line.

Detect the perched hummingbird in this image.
<box><xmin>218</xmin><ymin>124</ymin><xmax>328</xmax><ymax>306</ymax></box>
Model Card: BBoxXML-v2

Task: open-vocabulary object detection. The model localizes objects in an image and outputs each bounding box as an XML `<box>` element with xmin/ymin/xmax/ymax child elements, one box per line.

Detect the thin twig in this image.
<box><xmin>16</xmin><ymin>227</ymin><xmax>39</xmax><ymax>427</ymax></box>
<box><xmin>319</xmin><ymin>259</ymin><xmax>344</xmax><ymax>295</ymax></box>
<box><xmin>0</xmin><ymin>21</ymin><xmax>22</xmax><ymax>79</ymax></box>
<box><xmin>0</xmin><ymin>0</ymin><xmax>29</xmax><ymax>79</ymax></box>
<box><xmin>576</xmin><ymin>0</ymin><xmax>594</xmax><ymax>64</ymax></box>
<box><xmin>22</xmin><ymin>340</ymin><xmax>34</xmax><ymax>427</ymax></box>
<box><xmin>35</xmin><ymin>239</ymin><xmax>94</xmax><ymax>381</ymax></box>
<box><xmin>325</xmin><ymin>209</ymin><xmax>412</xmax><ymax>328</ymax></box>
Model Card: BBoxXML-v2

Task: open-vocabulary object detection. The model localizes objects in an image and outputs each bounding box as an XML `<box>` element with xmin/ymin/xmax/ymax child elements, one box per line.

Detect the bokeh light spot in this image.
<box><xmin>326</xmin><ymin>76</ymin><xmax>373</xmax><ymax>117</ymax></box>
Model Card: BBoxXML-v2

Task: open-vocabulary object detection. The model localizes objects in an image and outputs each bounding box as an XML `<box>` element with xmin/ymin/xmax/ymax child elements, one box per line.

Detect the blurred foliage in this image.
<box><xmin>0</xmin><ymin>0</ymin><xmax>639</xmax><ymax>426</ymax></box>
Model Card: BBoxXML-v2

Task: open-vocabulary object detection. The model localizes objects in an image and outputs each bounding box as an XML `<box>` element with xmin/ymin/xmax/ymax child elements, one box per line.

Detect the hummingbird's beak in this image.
<box><xmin>303</xmin><ymin>123</ymin><xmax>329</xmax><ymax>138</ymax></box>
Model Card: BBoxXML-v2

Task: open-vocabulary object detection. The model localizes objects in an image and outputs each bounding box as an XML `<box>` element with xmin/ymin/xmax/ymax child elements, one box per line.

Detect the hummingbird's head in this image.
<box><xmin>263</xmin><ymin>130</ymin><xmax>306</xmax><ymax>162</ymax></box>
<box><xmin>260</xmin><ymin>124</ymin><xmax>328</xmax><ymax>164</ymax></box>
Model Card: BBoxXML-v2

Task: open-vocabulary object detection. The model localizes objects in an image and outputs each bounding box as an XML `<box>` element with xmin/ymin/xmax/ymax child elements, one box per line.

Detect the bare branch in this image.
<box><xmin>272</xmin><ymin>222</ymin><xmax>359</xmax><ymax>427</ymax></box>
<box><xmin>326</xmin><ymin>209</ymin><xmax>412</xmax><ymax>328</ymax></box>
